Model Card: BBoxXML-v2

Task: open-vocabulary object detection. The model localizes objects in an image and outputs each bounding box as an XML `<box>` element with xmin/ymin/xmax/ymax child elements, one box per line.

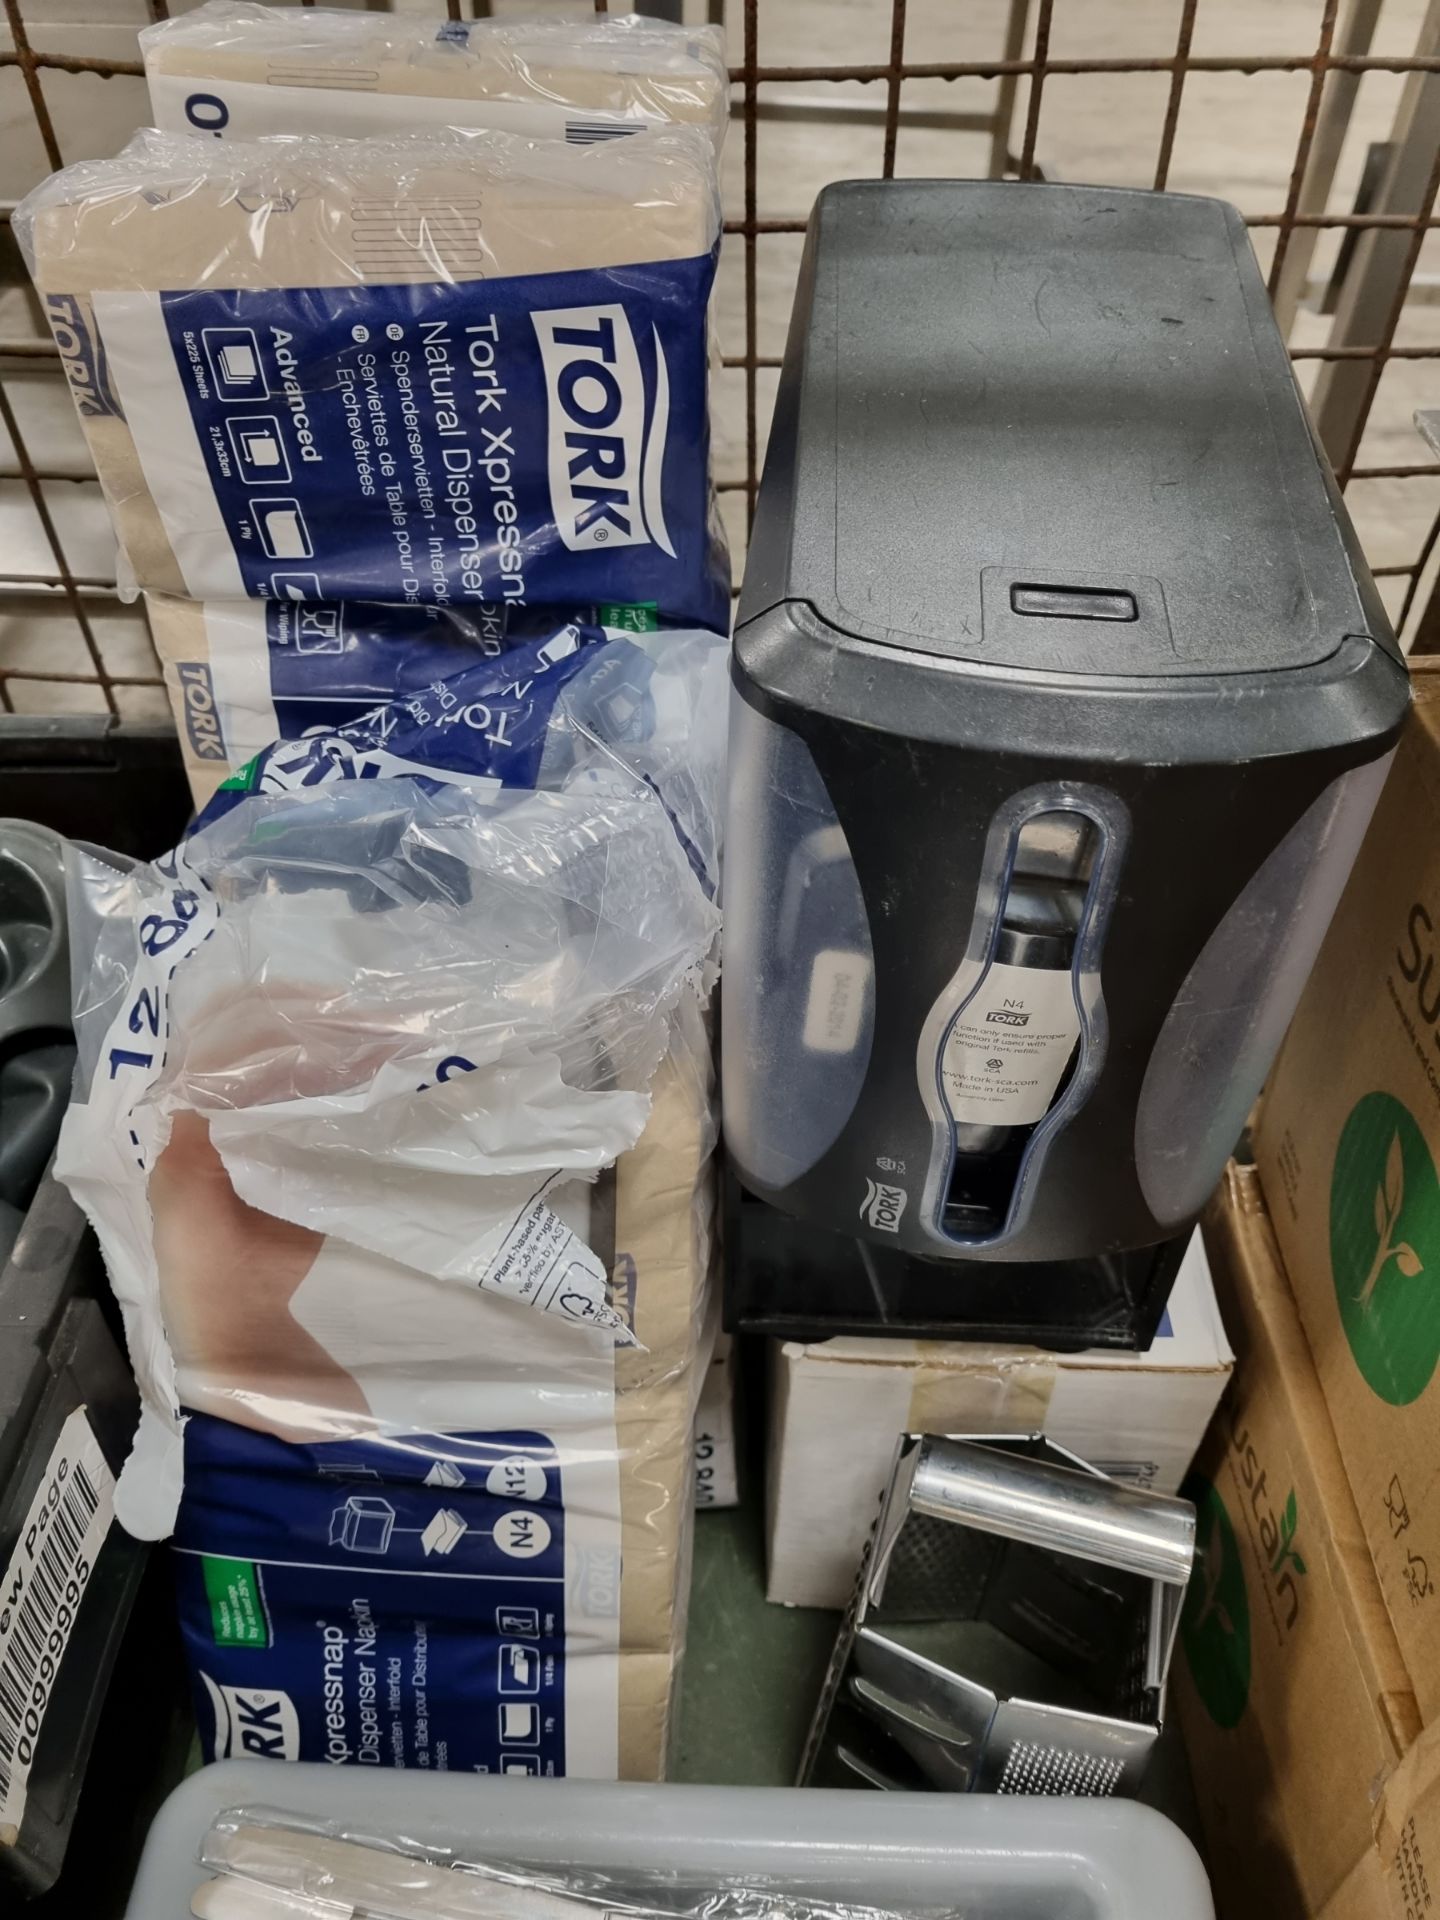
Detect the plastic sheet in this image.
<box><xmin>143</xmin><ymin>594</ymin><xmax>659</xmax><ymax>809</ymax></box>
<box><xmin>16</xmin><ymin>123</ymin><xmax>727</xmax><ymax>627</ymax></box>
<box><xmin>141</xmin><ymin>2</ymin><xmax>730</xmax><ymax>152</ymax></box>
<box><xmin>196</xmin><ymin>1813</ymin><xmax>952</xmax><ymax>1920</ymax></box>
<box><xmin>198</xmin><ymin>623</ymin><xmax>729</xmax><ymax>901</ymax></box>
<box><xmin>54</xmin><ymin>632</ymin><xmax>725</xmax><ymax>1548</ymax></box>
<box><xmin>161</xmin><ymin>778</ymin><xmax>714</xmax><ymax>1271</ymax></box>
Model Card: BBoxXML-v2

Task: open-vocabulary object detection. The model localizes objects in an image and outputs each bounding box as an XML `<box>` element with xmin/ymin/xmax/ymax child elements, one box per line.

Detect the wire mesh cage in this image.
<box><xmin>1</xmin><ymin>0</ymin><xmax>1438</xmax><ymax>725</ymax></box>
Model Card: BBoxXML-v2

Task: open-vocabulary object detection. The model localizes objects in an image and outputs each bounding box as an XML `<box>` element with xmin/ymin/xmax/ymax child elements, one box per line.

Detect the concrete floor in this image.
<box><xmin>1</xmin><ymin>0</ymin><xmax>1437</xmax><ymax>713</ymax></box>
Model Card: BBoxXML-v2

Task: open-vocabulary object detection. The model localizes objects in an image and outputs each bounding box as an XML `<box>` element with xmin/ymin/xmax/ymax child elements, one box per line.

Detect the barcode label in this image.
<box><xmin>0</xmin><ymin>1407</ymin><xmax>116</xmax><ymax>1842</ymax></box>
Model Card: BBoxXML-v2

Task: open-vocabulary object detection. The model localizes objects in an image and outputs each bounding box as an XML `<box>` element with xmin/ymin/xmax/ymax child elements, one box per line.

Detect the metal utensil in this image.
<box><xmin>799</xmin><ymin>1432</ymin><xmax>1195</xmax><ymax>1796</ymax></box>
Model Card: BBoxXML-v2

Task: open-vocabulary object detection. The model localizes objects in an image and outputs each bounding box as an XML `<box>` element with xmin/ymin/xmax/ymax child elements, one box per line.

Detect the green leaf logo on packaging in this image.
<box><xmin>1272</xmin><ymin>1487</ymin><xmax>1306</xmax><ymax>1581</ymax></box>
<box><xmin>1330</xmin><ymin>1091</ymin><xmax>1440</xmax><ymax>1405</ymax></box>
<box><xmin>1179</xmin><ymin>1473</ymin><xmax>1251</xmax><ymax>1730</ymax></box>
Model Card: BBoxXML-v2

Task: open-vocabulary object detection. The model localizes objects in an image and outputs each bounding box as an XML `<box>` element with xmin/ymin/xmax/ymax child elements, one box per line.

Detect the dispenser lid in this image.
<box><xmin>739</xmin><ymin>181</ymin><xmax>1390</xmax><ymax>678</ymax></box>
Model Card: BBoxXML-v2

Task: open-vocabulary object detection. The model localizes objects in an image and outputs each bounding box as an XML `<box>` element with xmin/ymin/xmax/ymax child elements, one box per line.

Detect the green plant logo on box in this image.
<box><xmin>1330</xmin><ymin>1091</ymin><xmax>1440</xmax><ymax>1405</ymax></box>
<box><xmin>1180</xmin><ymin>1473</ymin><xmax>1251</xmax><ymax>1730</ymax></box>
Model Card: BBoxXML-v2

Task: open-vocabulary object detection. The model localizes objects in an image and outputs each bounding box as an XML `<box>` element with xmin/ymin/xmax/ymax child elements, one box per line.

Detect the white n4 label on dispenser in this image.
<box><xmin>941</xmin><ymin>962</ymin><xmax>1080</xmax><ymax>1127</ymax></box>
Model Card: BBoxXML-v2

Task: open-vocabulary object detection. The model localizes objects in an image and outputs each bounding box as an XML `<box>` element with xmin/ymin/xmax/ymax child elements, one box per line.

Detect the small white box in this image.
<box><xmin>765</xmin><ymin>1232</ymin><xmax>1233</xmax><ymax>1609</ymax></box>
<box><xmin>694</xmin><ymin>1332</ymin><xmax>739</xmax><ymax>1509</ymax></box>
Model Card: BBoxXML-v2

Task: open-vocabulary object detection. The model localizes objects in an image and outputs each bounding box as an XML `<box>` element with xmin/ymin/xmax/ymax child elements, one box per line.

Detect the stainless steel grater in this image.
<box><xmin>798</xmin><ymin>1432</ymin><xmax>1196</xmax><ymax>1796</ymax></box>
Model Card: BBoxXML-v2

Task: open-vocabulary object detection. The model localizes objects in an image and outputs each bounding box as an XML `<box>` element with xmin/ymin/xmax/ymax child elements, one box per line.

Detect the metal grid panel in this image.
<box><xmin>1</xmin><ymin>0</ymin><xmax>1438</xmax><ymax>722</ymax></box>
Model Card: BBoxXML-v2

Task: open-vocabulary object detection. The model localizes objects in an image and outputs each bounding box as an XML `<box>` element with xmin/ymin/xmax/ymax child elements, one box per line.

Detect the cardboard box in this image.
<box><xmin>1254</xmin><ymin>659</ymin><xmax>1440</xmax><ymax>1724</ymax></box>
<box><xmin>1320</xmin><ymin>1719</ymin><xmax>1440</xmax><ymax>1918</ymax></box>
<box><xmin>765</xmin><ymin>1231</ymin><xmax>1232</xmax><ymax>1610</ymax></box>
<box><xmin>1174</xmin><ymin>1164</ymin><xmax>1420</xmax><ymax>1919</ymax></box>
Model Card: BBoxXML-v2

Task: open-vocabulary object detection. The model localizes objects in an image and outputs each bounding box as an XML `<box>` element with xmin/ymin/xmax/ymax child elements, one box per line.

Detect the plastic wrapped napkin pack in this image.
<box><xmin>54</xmin><ymin>628</ymin><xmax>724</xmax><ymax>1780</ymax></box>
<box><xmin>144</xmin><ymin>594</ymin><xmax>673</xmax><ymax>808</ymax></box>
<box><xmin>164</xmin><ymin>997</ymin><xmax>718</xmax><ymax>1783</ymax></box>
<box><xmin>16</xmin><ymin>121</ymin><xmax>727</xmax><ymax>630</ymax></box>
<box><xmin>56</xmin><ymin>625</ymin><xmax>725</xmax><ymax>1537</ymax></box>
<box><xmin>12</xmin><ymin>22</ymin><xmax>735</xmax><ymax>1776</ymax></box>
<box><xmin>140</xmin><ymin>1</ymin><xmax>730</xmax><ymax>152</ymax></box>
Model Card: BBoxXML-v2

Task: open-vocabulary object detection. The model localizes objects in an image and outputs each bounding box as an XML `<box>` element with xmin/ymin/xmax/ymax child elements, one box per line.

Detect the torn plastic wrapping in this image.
<box><xmin>161</xmin><ymin>778</ymin><xmax>712</xmax><ymax>1270</ymax></box>
<box><xmin>140</xmin><ymin>1</ymin><xmax>731</xmax><ymax>152</ymax></box>
<box><xmin>15</xmin><ymin>123</ymin><xmax>727</xmax><ymax>627</ymax></box>
<box><xmin>196</xmin><ymin>1813</ymin><xmax>952</xmax><ymax>1920</ymax></box>
<box><xmin>200</xmin><ymin>623</ymin><xmax>729</xmax><ymax>898</ymax></box>
<box><xmin>54</xmin><ymin>632</ymin><xmax>726</xmax><ymax>1545</ymax></box>
<box><xmin>143</xmin><ymin>595</ymin><xmax>663</xmax><ymax>808</ymax></box>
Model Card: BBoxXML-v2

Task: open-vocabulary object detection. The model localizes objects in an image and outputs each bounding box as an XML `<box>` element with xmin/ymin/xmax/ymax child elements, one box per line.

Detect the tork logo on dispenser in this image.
<box><xmin>533</xmin><ymin>304</ymin><xmax>674</xmax><ymax>557</ymax></box>
<box><xmin>861</xmin><ymin>1179</ymin><xmax>908</xmax><ymax>1234</ymax></box>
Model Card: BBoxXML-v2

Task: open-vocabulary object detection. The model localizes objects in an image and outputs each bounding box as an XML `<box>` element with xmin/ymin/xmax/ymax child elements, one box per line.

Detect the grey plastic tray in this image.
<box><xmin>126</xmin><ymin>1763</ymin><xmax>1213</xmax><ymax>1920</ymax></box>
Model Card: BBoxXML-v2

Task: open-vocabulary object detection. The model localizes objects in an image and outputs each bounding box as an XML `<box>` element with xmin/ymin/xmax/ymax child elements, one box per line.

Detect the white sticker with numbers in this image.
<box><xmin>0</xmin><ymin>1407</ymin><xmax>116</xmax><ymax>1842</ymax></box>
